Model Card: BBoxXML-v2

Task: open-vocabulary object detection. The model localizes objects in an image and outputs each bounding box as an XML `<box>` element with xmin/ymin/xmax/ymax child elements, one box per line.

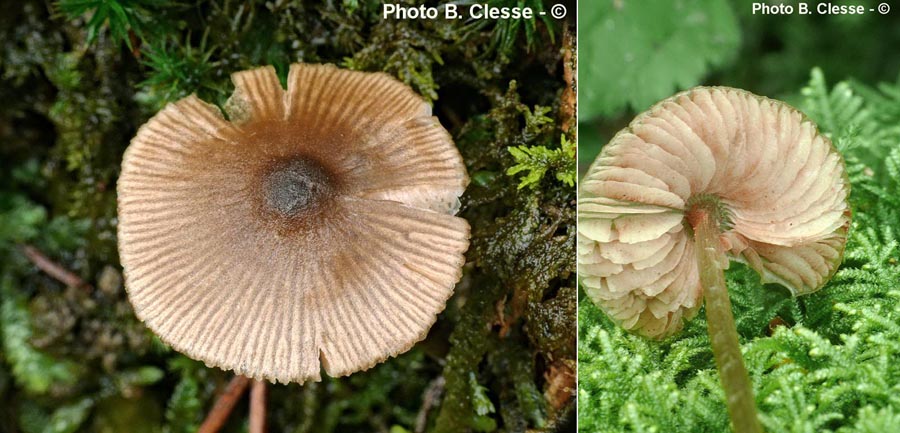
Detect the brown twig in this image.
<box><xmin>21</xmin><ymin>245</ymin><xmax>91</xmax><ymax>290</ymax></box>
<box><xmin>414</xmin><ymin>376</ymin><xmax>445</xmax><ymax>433</ymax></box>
<box><xmin>249</xmin><ymin>380</ymin><xmax>267</xmax><ymax>433</ymax></box>
<box><xmin>198</xmin><ymin>375</ymin><xmax>251</xmax><ymax>433</ymax></box>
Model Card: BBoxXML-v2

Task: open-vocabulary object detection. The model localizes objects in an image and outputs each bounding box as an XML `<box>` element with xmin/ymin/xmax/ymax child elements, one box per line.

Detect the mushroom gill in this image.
<box><xmin>117</xmin><ymin>64</ymin><xmax>470</xmax><ymax>383</ymax></box>
<box><xmin>578</xmin><ymin>87</ymin><xmax>850</xmax><ymax>339</ymax></box>
<box><xmin>578</xmin><ymin>86</ymin><xmax>851</xmax><ymax>433</ymax></box>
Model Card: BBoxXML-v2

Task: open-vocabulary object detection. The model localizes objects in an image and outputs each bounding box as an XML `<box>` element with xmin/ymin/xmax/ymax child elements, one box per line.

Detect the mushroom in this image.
<box><xmin>117</xmin><ymin>63</ymin><xmax>470</xmax><ymax>384</ymax></box>
<box><xmin>578</xmin><ymin>87</ymin><xmax>850</xmax><ymax>433</ymax></box>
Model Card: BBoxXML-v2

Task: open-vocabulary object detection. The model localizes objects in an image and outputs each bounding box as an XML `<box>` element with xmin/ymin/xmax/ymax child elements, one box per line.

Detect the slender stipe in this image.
<box><xmin>693</xmin><ymin>210</ymin><xmax>763</xmax><ymax>433</ymax></box>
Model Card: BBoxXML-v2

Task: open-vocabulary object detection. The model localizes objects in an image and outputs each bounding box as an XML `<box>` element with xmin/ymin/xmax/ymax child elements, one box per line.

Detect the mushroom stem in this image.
<box><xmin>693</xmin><ymin>210</ymin><xmax>763</xmax><ymax>433</ymax></box>
<box><xmin>250</xmin><ymin>380</ymin><xmax>268</xmax><ymax>433</ymax></box>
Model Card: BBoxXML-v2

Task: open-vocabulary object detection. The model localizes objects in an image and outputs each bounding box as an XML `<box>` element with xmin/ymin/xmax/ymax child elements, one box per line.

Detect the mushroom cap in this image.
<box><xmin>118</xmin><ymin>64</ymin><xmax>470</xmax><ymax>383</ymax></box>
<box><xmin>578</xmin><ymin>87</ymin><xmax>850</xmax><ymax>339</ymax></box>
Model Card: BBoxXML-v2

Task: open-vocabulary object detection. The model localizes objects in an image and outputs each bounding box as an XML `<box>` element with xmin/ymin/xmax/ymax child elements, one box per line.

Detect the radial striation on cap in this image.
<box><xmin>578</xmin><ymin>87</ymin><xmax>851</xmax><ymax>339</ymax></box>
<box><xmin>118</xmin><ymin>64</ymin><xmax>470</xmax><ymax>383</ymax></box>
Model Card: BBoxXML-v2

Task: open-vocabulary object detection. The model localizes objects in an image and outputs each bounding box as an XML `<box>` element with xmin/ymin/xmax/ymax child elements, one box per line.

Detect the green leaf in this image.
<box><xmin>579</xmin><ymin>0</ymin><xmax>740</xmax><ymax>120</ymax></box>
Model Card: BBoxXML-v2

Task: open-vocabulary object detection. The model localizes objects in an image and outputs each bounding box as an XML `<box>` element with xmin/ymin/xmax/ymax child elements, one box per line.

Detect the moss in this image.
<box><xmin>0</xmin><ymin>278</ymin><xmax>85</xmax><ymax>397</ymax></box>
<box><xmin>439</xmin><ymin>63</ymin><xmax>575</xmax><ymax>432</ymax></box>
<box><xmin>526</xmin><ymin>285</ymin><xmax>577</xmax><ymax>361</ymax></box>
<box><xmin>0</xmin><ymin>1</ymin><xmax>573</xmax><ymax>432</ymax></box>
<box><xmin>343</xmin><ymin>9</ymin><xmax>450</xmax><ymax>102</ymax></box>
<box><xmin>433</xmin><ymin>280</ymin><xmax>503</xmax><ymax>433</ymax></box>
<box><xmin>487</xmin><ymin>340</ymin><xmax>548</xmax><ymax>430</ymax></box>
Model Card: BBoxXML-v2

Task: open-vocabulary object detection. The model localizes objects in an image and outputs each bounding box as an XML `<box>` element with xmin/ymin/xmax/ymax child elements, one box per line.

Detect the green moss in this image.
<box><xmin>343</xmin><ymin>13</ymin><xmax>449</xmax><ymax>102</ymax></box>
<box><xmin>433</xmin><ymin>281</ymin><xmax>503</xmax><ymax>433</ymax></box>
<box><xmin>0</xmin><ymin>278</ymin><xmax>84</xmax><ymax>396</ymax></box>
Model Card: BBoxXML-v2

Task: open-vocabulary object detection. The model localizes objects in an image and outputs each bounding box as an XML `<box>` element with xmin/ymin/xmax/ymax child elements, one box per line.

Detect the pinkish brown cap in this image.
<box><xmin>578</xmin><ymin>87</ymin><xmax>850</xmax><ymax>339</ymax></box>
<box><xmin>118</xmin><ymin>64</ymin><xmax>470</xmax><ymax>383</ymax></box>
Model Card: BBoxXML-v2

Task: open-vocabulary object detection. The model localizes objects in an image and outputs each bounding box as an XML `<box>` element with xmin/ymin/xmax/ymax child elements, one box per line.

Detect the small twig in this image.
<box><xmin>249</xmin><ymin>380</ymin><xmax>267</xmax><ymax>433</ymax></box>
<box><xmin>198</xmin><ymin>376</ymin><xmax>251</xmax><ymax>433</ymax></box>
<box><xmin>21</xmin><ymin>245</ymin><xmax>91</xmax><ymax>290</ymax></box>
<box><xmin>414</xmin><ymin>376</ymin><xmax>445</xmax><ymax>433</ymax></box>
